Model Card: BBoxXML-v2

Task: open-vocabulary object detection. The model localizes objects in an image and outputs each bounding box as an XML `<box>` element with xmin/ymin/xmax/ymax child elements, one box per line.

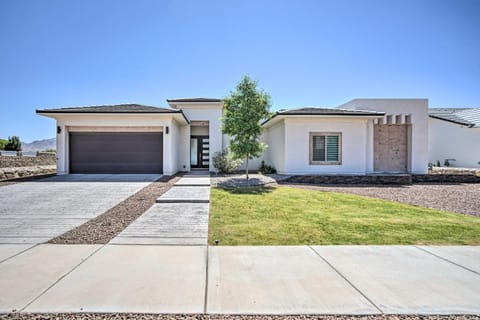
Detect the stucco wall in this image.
<box><xmin>428</xmin><ymin>117</ymin><xmax>480</xmax><ymax>168</ymax></box>
<box><xmin>178</xmin><ymin>124</ymin><xmax>190</xmax><ymax>171</ymax></box>
<box><xmin>339</xmin><ymin>99</ymin><xmax>429</xmax><ymax>174</ymax></box>
<box><xmin>177</xmin><ymin>105</ymin><xmax>223</xmax><ymax>172</ymax></box>
<box><xmin>281</xmin><ymin>117</ymin><xmax>369</xmax><ymax>174</ymax></box>
<box><xmin>218</xmin><ymin>133</ymin><xmax>265</xmax><ymax>171</ymax></box>
<box><xmin>265</xmin><ymin>120</ymin><xmax>285</xmax><ymax>173</ymax></box>
<box><xmin>169</xmin><ymin>119</ymin><xmax>181</xmax><ymax>174</ymax></box>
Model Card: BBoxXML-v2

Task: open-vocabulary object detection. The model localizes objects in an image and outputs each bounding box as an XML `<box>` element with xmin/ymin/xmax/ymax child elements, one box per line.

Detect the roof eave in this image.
<box><xmin>36</xmin><ymin>110</ymin><xmax>190</xmax><ymax>124</ymax></box>
<box><xmin>262</xmin><ymin>112</ymin><xmax>385</xmax><ymax>127</ymax></box>
<box><xmin>428</xmin><ymin>114</ymin><xmax>473</xmax><ymax>127</ymax></box>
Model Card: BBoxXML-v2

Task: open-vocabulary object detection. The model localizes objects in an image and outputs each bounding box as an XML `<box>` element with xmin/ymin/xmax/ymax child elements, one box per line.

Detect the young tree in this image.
<box><xmin>4</xmin><ymin>136</ymin><xmax>22</xmax><ymax>151</ymax></box>
<box><xmin>222</xmin><ymin>75</ymin><xmax>272</xmax><ymax>180</ymax></box>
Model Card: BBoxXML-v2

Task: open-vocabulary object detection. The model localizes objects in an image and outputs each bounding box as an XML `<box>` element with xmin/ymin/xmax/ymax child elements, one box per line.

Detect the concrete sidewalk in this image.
<box><xmin>0</xmin><ymin>244</ymin><xmax>479</xmax><ymax>314</ymax></box>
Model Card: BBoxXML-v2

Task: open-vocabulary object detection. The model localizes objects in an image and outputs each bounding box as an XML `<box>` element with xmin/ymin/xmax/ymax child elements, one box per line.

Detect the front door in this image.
<box><xmin>190</xmin><ymin>136</ymin><xmax>209</xmax><ymax>169</ymax></box>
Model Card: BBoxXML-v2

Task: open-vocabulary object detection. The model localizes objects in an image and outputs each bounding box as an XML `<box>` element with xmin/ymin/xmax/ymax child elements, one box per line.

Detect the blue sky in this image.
<box><xmin>1</xmin><ymin>0</ymin><xmax>479</xmax><ymax>142</ymax></box>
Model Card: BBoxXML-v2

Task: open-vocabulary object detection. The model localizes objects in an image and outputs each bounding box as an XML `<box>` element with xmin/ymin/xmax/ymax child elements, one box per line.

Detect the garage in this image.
<box><xmin>69</xmin><ymin>132</ymin><xmax>163</xmax><ymax>174</ymax></box>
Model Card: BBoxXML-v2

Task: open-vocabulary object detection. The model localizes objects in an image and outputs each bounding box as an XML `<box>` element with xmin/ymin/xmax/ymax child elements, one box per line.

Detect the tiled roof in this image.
<box><xmin>262</xmin><ymin>107</ymin><xmax>385</xmax><ymax>125</ymax></box>
<box><xmin>36</xmin><ymin>104</ymin><xmax>182</xmax><ymax>114</ymax></box>
<box><xmin>429</xmin><ymin>108</ymin><xmax>480</xmax><ymax>127</ymax></box>
<box><xmin>166</xmin><ymin>98</ymin><xmax>222</xmax><ymax>103</ymax></box>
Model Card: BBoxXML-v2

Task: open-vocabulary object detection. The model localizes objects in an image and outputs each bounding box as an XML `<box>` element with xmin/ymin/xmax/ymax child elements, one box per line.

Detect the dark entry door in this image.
<box><xmin>69</xmin><ymin>132</ymin><xmax>163</xmax><ymax>174</ymax></box>
<box><xmin>190</xmin><ymin>136</ymin><xmax>209</xmax><ymax>169</ymax></box>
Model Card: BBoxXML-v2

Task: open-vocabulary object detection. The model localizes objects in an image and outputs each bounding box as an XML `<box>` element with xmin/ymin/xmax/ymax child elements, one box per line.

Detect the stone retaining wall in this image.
<box><xmin>0</xmin><ymin>165</ymin><xmax>56</xmax><ymax>181</ymax></box>
<box><xmin>0</xmin><ymin>152</ymin><xmax>56</xmax><ymax>168</ymax></box>
<box><xmin>412</xmin><ymin>174</ymin><xmax>480</xmax><ymax>183</ymax></box>
<box><xmin>285</xmin><ymin>174</ymin><xmax>413</xmax><ymax>185</ymax></box>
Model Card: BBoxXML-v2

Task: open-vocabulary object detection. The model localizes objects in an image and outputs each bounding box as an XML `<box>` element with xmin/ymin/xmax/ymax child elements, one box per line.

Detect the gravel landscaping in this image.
<box><xmin>212</xmin><ymin>174</ymin><xmax>290</xmax><ymax>188</ymax></box>
<box><xmin>0</xmin><ymin>173</ymin><xmax>57</xmax><ymax>187</ymax></box>
<box><xmin>1</xmin><ymin>314</ymin><xmax>479</xmax><ymax>320</ymax></box>
<box><xmin>47</xmin><ymin>174</ymin><xmax>181</xmax><ymax>244</ymax></box>
<box><xmin>282</xmin><ymin>183</ymin><xmax>480</xmax><ymax>217</ymax></box>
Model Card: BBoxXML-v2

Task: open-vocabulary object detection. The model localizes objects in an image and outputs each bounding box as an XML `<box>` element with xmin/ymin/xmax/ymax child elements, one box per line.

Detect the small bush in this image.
<box><xmin>259</xmin><ymin>160</ymin><xmax>276</xmax><ymax>174</ymax></box>
<box><xmin>0</xmin><ymin>138</ymin><xmax>7</xmax><ymax>150</ymax></box>
<box><xmin>4</xmin><ymin>136</ymin><xmax>22</xmax><ymax>151</ymax></box>
<box><xmin>212</xmin><ymin>150</ymin><xmax>242</xmax><ymax>174</ymax></box>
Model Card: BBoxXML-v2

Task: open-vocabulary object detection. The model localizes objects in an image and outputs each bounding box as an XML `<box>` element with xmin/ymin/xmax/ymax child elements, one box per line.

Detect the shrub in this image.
<box><xmin>212</xmin><ymin>150</ymin><xmax>242</xmax><ymax>174</ymax></box>
<box><xmin>0</xmin><ymin>138</ymin><xmax>7</xmax><ymax>150</ymax></box>
<box><xmin>4</xmin><ymin>136</ymin><xmax>22</xmax><ymax>151</ymax></box>
<box><xmin>259</xmin><ymin>160</ymin><xmax>277</xmax><ymax>174</ymax></box>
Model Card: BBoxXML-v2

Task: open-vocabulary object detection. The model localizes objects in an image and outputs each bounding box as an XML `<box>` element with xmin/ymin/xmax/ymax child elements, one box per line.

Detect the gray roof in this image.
<box><xmin>277</xmin><ymin>107</ymin><xmax>385</xmax><ymax>116</ymax></box>
<box><xmin>262</xmin><ymin>107</ymin><xmax>385</xmax><ymax>125</ymax></box>
<box><xmin>36</xmin><ymin>104</ymin><xmax>182</xmax><ymax>114</ymax></box>
<box><xmin>429</xmin><ymin>108</ymin><xmax>480</xmax><ymax>127</ymax></box>
<box><xmin>167</xmin><ymin>98</ymin><xmax>222</xmax><ymax>103</ymax></box>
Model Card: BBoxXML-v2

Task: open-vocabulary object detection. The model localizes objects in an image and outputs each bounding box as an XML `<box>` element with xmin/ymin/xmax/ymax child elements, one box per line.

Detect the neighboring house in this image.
<box><xmin>37</xmin><ymin>98</ymin><xmax>429</xmax><ymax>175</ymax></box>
<box><xmin>428</xmin><ymin>108</ymin><xmax>480</xmax><ymax>168</ymax></box>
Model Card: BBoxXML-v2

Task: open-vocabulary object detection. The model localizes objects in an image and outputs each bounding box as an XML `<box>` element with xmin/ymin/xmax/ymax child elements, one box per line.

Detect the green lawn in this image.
<box><xmin>209</xmin><ymin>186</ymin><xmax>480</xmax><ymax>245</ymax></box>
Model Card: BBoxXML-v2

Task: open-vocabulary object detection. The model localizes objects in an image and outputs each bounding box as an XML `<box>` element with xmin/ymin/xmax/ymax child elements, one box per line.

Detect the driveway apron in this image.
<box><xmin>111</xmin><ymin>172</ymin><xmax>210</xmax><ymax>245</ymax></box>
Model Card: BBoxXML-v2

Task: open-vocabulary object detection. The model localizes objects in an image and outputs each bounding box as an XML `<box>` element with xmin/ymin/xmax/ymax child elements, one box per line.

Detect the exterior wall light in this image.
<box><xmin>57</xmin><ymin>126</ymin><xmax>62</xmax><ymax>134</ymax></box>
<box><xmin>165</xmin><ymin>126</ymin><xmax>169</xmax><ymax>134</ymax></box>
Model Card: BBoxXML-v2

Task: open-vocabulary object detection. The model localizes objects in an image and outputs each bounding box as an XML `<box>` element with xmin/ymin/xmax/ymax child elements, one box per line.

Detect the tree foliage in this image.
<box><xmin>4</xmin><ymin>136</ymin><xmax>22</xmax><ymax>151</ymax></box>
<box><xmin>212</xmin><ymin>150</ymin><xmax>243</xmax><ymax>174</ymax></box>
<box><xmin>222</xmin><ymin>75</ymin><xmax>271</xmax><ymax>179</ymax></box>
<box><xmin>0</xmin><ymin>139</ymin><xmax>7</xmax><ymax>150</ymax></box>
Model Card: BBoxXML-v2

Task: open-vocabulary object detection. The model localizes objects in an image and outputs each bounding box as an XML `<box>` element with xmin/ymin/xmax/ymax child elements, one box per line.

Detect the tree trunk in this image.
<box><xmin>245</xmin><ymin>157</ymin><xmax>249</xmax><ymax>180</ymax></box>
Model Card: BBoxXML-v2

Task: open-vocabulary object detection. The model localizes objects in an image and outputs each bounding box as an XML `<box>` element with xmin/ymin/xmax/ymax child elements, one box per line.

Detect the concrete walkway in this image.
<box><xmin>111</xmin><ymin>173</ymin><xmax>210</xmax><ymax>245</ymax></box>
<box><xmin>0</xmin><ymin>244</ymin><xmax>479</xmax><ymax>314</ymax></box>
<box><xmin>0</xmin><ymin>174</ymin><xmax>159</xmax><ymax>244</ymax></box>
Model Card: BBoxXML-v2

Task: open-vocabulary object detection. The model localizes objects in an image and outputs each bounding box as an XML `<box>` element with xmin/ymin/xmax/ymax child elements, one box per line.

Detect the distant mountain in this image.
<box><xmin>21</xmin><ymin>138</ymin><xmax>56</xmax><ymax>152</ymax></box>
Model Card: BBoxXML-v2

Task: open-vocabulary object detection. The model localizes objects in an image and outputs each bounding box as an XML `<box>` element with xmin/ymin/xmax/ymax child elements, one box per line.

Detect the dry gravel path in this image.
<box><xmin>48</xmin><ymin>174</ymin><xmax>181</xmax><ymax>244</ymax></box>
<box><xmin>1</xmin><ymin>314</ymin><xmax>479</xmax><ymax>320</ymax></box>
<box><xmin>282</xmin><ymin>183</ymin><xmax>480</xmax><ymax>217</ymax></box>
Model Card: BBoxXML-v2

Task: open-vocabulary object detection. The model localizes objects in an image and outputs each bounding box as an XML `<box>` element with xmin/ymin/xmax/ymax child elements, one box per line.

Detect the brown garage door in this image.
<box><xmin>69</xmin><ymin>132</ymin><xmax>163</xmax><ymax>174</ymax></box>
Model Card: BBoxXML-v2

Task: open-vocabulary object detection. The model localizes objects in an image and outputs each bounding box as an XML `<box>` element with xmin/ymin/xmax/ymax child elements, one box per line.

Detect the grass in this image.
<box><xmin>209</xmin><ymin>186</ymin><xmax>480</xmax><ymax>245</ymax></box>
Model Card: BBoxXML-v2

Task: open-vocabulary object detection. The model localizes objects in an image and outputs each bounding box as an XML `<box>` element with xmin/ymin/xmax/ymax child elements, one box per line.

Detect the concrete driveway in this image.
<box><xmin>0</xmin><ymin>174</ymin><xmax>160</xmax><ymax>244</ymax></box>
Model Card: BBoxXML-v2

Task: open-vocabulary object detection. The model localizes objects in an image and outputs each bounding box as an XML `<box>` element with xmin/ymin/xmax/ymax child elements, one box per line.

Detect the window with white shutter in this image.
<box><xmin>309</xmin><ymin>132</ymin><xmax>342</xmax><ymax>165</ymax></box>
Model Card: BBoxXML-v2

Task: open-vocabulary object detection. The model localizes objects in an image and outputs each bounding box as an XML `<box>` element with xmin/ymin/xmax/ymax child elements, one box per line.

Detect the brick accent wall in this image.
<box><xmin>374</xmin><ymin>124</ymin><xmax>408</xmax><ymax>172</ymax></box>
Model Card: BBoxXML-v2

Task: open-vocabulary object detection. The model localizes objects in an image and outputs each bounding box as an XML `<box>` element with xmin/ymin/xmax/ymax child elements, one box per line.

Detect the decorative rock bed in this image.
<box><xmin>0</xmin><ymin>165</ymin><xmax>56</xmax><ymax>181</ymax></box>
<box><xmin>211</xmin><ymin>174</ymin><xmax>291</xmax><ymax>188</ymax></box>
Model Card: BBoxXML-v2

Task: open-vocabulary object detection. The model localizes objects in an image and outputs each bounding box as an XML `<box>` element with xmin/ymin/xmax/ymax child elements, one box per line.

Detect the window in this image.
<box><xmin>309</xmin><ymin>132</ymin><xmax>342</xmax><ymax>165</ymax></box>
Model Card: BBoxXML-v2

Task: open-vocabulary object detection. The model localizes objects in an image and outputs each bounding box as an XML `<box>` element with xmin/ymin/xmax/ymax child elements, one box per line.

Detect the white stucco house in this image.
<box><xmin>428</xmin><ymin>108</ymin><xmax>480</xmax><ymax>168</ymax></box>
<box><xmin>37</xmin><ymin>98</ymin><xmax>429</xmax><ymax>175</ymax></box>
